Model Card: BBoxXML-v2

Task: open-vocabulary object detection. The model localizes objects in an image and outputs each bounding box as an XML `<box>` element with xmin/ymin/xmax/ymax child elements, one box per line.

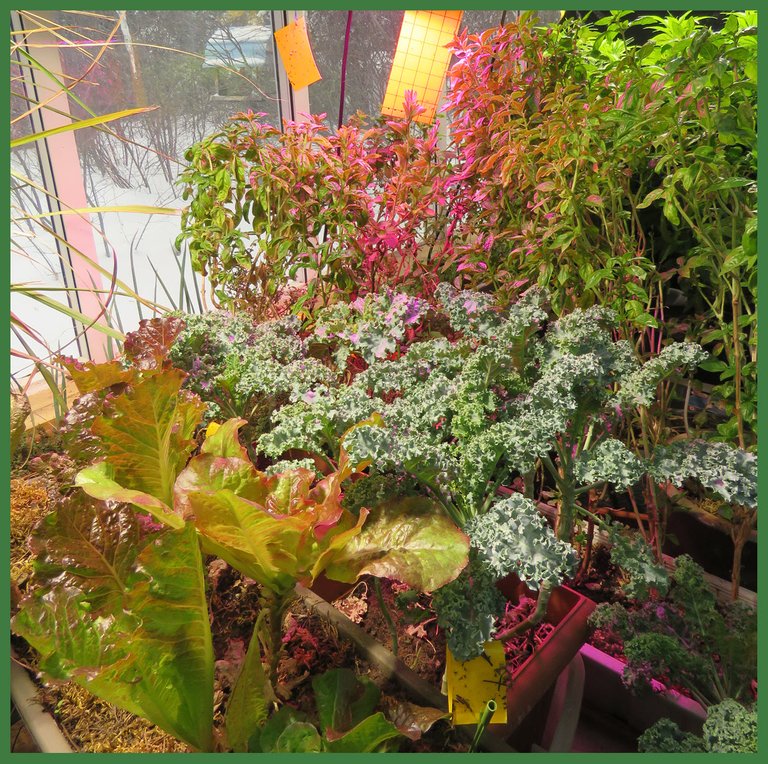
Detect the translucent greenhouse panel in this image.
<box><xmin>23</xmin><ymin>10</ymin><xmax>282</xmax><ymax>346</ymax></box>
<box><xmin>462</xmin><ymin>10</ymin><xmax>564</xmax><ymax>34</ymax></box>
<box><xmin>305</xmin><ymin>10</ymin><xmax>404</xmax><ymax>125</ymax></box>
<box><xmin>304</xmin><ymin>11</ymin><xmax>561</xmax><ymax>127</ymax></box>
<box><xmin>10</xmin><ymin>145</ymin><xmax>82</xmax><ymax>378</ymax></box>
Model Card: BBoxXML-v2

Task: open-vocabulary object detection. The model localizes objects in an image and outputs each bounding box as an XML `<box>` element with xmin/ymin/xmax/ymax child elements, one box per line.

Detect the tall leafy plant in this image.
<box><xmin>176</xmin><ymin>95</ymin><xmax>453</xmax><ymax>314</ymax></box>
<box><xmin>444</xmin><ymin>14</ymin><xmax>658</xmax><ymax>328</ymax></box>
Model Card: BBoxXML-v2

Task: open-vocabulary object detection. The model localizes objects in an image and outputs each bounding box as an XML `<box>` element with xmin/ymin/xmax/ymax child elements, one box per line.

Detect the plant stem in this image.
<box><xmin>266</xmin><ymin>591</ymin><xmax>291</xmax><ymax>688</ymax></box>
<box><xmin>495</xmin><ymin>583</ymin><xmax>552</xmax><ymax>643</ymax></box>
<box><xmin>731</xmin><ymin>274</ymin><xmax>745</xmax><ymax>449</ymax></box>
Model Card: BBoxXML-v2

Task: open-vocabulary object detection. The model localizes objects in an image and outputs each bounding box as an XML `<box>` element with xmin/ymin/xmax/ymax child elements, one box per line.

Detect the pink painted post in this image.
<box><xmin>25</xmin><ymin>23</ymin><xmax>109</xmax><ymax>362</ymax></box>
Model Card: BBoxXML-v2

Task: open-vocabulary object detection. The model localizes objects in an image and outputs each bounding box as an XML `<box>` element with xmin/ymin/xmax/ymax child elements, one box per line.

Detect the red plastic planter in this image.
<box><xmin>308</xmin><ymin>572</ymin><xmax>357</xmax><ymax>602</ymax></box>
<box><xmin>490</xmin><ymin>574</ymin><xmax>596</xmax><ymax>743</ymax></box>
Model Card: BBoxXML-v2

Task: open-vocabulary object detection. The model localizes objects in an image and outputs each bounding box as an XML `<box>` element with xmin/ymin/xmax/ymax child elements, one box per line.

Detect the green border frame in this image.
<box><xmin>3</xmin><ymin>2</ymin><xmax>763</xmax><ymax>762</ymax></box>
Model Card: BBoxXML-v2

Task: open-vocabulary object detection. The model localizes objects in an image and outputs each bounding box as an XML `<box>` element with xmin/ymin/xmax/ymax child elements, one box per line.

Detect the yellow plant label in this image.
<box><xmin>446</xmin><ymin>642</ymin><xmax>508</xmax><ymax>725</ymax></box>
<box><xmin>205</xmin><ymin>421</ymin><xmax>221</xmax><ymax>438</ymax></box>
<box><xmin>273</xmin><ymin>16</ymin><xmax>322</xmax><ymax>91</ymax></box>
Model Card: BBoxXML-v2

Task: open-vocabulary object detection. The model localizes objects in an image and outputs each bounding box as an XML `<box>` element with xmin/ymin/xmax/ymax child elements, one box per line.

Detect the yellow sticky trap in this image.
<box><xmin>381</xmin><ymin>10</ymin><xmax>464</xmax><ymax>124</ymax></box>
<box><xmin>205</xmin><ymin>421</ymin><xmax>221</xmax><ymax>438</ymax></box>
<box><xmin>446</xmin><ymin>642</ymin><xmax>508</xmax><ymax>725</ymax></box>
<box><xmin>274</xmin><ymin>16</ymin><xmax>322</xmax><ymax>91</ymax></box>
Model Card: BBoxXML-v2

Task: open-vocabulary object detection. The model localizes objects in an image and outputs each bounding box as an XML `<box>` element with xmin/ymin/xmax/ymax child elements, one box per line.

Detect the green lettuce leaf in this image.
<box><xmin>76</xmin><ymin>460</ymin><xmax>183</xmax><ymax>529</ymax></box>
<box><xmin>12</xmin><ymin>496</ymin><xmax>214</xmax><ymax>751</ymax></box>
<box><xmin>225</xmin><ymin>610</ymin><xmax>275</xmax><ymax>752</ymax></box>
<box><xmin>87</xmin><ymin>368</ymin><xmax>205</xmax><ymax>508</ymax></box>
<box><xmin>312</xmin><ymin>668</ymin><xmax>380</xmax><ymax>735</ymax></box>
<box><xmin>175</xmin><ymin>420</ymin><xmax>368</xmax><ymax>595</ymax></box>
<box><xmin>58</xmin><ymin>356</ymin><xmax>133</xmax><ymax>394</ymax></box>
<box><xmin>323</xmin><ymin>496</ymin><xmax>469</xmax><ymax>592</ymax></box>
<box><xmin>323</xmin><ymin>712</ymin><xmax>403</xmax><ymax>752</ymax></box>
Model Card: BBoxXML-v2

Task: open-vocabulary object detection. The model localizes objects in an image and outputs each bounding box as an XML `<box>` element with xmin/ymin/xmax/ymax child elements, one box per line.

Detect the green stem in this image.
<box><xmin>266</xmin><ymin>591</ymin><xmax>291</xmax><ymax>688</ymax></box>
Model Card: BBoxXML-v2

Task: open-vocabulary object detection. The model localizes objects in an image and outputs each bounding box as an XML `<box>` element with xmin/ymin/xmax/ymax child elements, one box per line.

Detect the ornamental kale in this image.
<box><xmin>258</xmin><ymin>287</ymin><xmax>727</xmax><ymax>645</ymax></box>
<box><xmin>651</xmin><ymin>438</ymin><xmax>757</xmax><ymax>598</ymax></box>
<box><xmin>638</xmin><ymin>700</ymin><xmax>757</xmax><ymax>753</ymax></box>
<box><xmin>651</xmin><ymin>439</ymin><xmax>757</xmax><ymax>510</ymax></box>
<box><xmin>314</xmin><ymin>290</ymin><xmax>429</xmax><ymax>367</ymax></box>
<box><xmin>434</xmin><ymin>494</ymin><xmax>578</xmax><ymax>660</ymax></box>
<box><xmin>589</xmin><ymin>555</ymin><xmax>756</xmax><ymax>708</ymax></box>
<box><xmin>168</xmin><ymin>312</ymin><xmax>336</xmax><ymax>433</ymax></box>
<box><xmin>431</xmin><ymin>551</ymin><xmax>505</xmax><ymax>662</ymax></box>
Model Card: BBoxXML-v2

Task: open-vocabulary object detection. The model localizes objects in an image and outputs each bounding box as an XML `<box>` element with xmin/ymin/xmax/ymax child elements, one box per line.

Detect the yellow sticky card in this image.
<box><xmin>381</xmin><ymin>10</ymin><xmax>464</xmax><ymax>124</ymax></box>
<box><xmin>205</xmin><ymin>421</ymin><xmax>221</xmax><ymax>438</ymax></box>
<box><xmin>274</xmin><ymin>16</ymin><xmax>322</xmax><ymax>91</ymax></box>
<box><xmin>446</xmin><ymin>642</ymin><xmax>508</xmax><ymax>725</ymax></box>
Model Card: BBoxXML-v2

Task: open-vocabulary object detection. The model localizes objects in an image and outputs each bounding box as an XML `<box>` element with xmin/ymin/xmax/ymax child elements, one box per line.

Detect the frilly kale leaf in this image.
<box><xmin>701</xmin><ymin>699</ymin><xmax>757</xmax><ymax>753</ymax></box>
<box><xmin>651</xmin><ymin>439</ymin><xmax>757</xmax><ymax>508</ymax></box>
<box><xmin>464</xmin><ymin>494</ymin><xmax>577</xmax><ymax>589</ymax></box>
<box><xmin>638</xmin><ymin>700</ymin><xmax>756</xmax><ymax>753</ymax></box>
<box><xmin>637</xmin><ymin>719</ymin><xmax>706</xmax><ymax>753</ymax></box>
<box><xmin>615</xmin><ymin>343</ymin><xmax>708</xmax><ymax>407</ymax></box>
<box><xmin>574</xmin><ymin>439</ymin><xmax>646</xmax><ymax>489</ymax></box>
<box><xmin>431</xmin><ymin>552</ymin><xmax>504</xmax><ymax>662</ymax></box>
<box><xmin>314</xmin><ymin>291</ymin><xmax>429</xmax><ymax>366</ymax></box>
<box><xmin>607</xmin><ymin>528</ymin><xmax>669</xmax><ymax>600</ymax></box>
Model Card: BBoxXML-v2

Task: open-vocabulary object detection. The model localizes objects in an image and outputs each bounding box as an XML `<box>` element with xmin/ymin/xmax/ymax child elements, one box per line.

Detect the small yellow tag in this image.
<box><xmin>446</xmin><ymin>642</ymin><xmax>508</xmax><ymax>725</ymax></box>
<box><xmin>205</xmin><ymin>421</ymin><xmax>221</xmax><ymax>438</ymax></box>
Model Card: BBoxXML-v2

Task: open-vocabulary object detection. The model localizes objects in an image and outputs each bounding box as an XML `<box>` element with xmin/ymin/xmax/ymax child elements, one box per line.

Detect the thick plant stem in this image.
<box><xmin>730</xmin><ymin>511</ymin><xmax>755</xmax><ymax>600</ymax></box>
<box><xmin>495</xmin><ymin>583</ymin><xmax>552</xmax><ymax>643</ymax></box>
<box><xmin>266</xmin><ymin>591</ymin><xmax>291</xmax><ymax>687</ymax></box>
<box><xmin>731</xmin><ymin>275</ymin><xmax>745</xmax><ymax>449</ymax></box>
<box><xmin>373</xmin><ymin>578</ymin><xmax>398</xmax><ymax>656</ymax></box>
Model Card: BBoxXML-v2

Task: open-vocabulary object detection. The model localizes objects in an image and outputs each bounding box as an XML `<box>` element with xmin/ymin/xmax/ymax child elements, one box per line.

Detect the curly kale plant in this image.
<box><xmin>168</xmin><ymin>312</ymin><xmax>335</xmax><ymax>441</ymax></box>
<box><xmin>651</xmin><ymin>438</ymin><xmax>757</xmax><ymax>598</ymax></box>
<box><xmin>638</xmin><ymin>700</ymin><xmax>757</xmax><ymax>753</ymax></box>
<box><xmin>434</xmin><ymin>494</ymin><xmax>577</xmax><ymax>660</ymax></box>
<box><xmin>257</xmin><ymin>287</ymin><xmax>727</xmax><ymax>645</ymax></box>
<box><xmin>589</xmin><ymin>555</ymin><xmax>756</xmax><ymax>708</ymax></box>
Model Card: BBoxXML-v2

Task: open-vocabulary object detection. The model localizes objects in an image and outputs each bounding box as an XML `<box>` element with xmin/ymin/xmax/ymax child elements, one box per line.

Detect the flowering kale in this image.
<box><xmin>314</xmin><ymin>290</ymin><xmax>429</xmax><ymax>367</ymax></box>
<box><xmin>615</xmin><ymin>343</ymin><xmax>708</xmax><ymax>407</ymax></box>
<box><xmin>573</xmin><ymin>439</ymin><xmax>646</xmax><ymax>489</ymax></box>
<box><xmin>168</xmin><ymin>312</ymin><xmax>335</xmax><ymax>431</ymax></box>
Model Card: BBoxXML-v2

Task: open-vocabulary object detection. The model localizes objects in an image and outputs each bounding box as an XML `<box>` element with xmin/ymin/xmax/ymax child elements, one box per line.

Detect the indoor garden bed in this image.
<box><xmin>10</xmin><ymin>8</ymin><xmax>757</xmax><ymax>755</ymax></box>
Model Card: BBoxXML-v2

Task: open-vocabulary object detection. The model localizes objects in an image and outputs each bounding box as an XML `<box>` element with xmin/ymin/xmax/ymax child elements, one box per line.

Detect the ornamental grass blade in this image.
<box><xmin>10</xmin><ymin>105</ymin><xmax>158</xmax><ymax>148</ymax></box>
<box><xmin>12</xmin><ymin>497</ymin><xmax>214</xmax><ymax>751</ymax></box>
